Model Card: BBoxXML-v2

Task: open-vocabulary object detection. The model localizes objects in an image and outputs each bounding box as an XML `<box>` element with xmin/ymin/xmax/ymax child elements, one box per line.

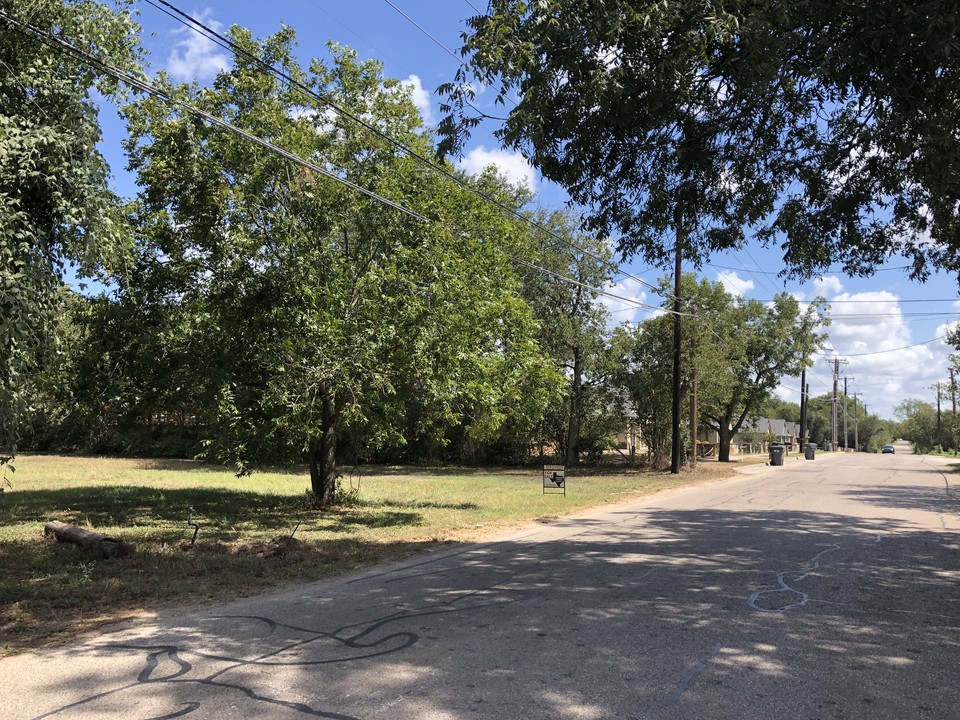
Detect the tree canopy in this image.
<box><xmin>120</xmin><ymin>29</ymin><xmax>556</xmax><ymax>501</ymax></box>
<box><xmin>0</xmin><ymin>0</ymin><xmax>141</xmax><ymax>463</ymax></box>
<box><xmin>441</xmin><ymin>0</ymin><xmax>960</xmax><ymax>278</ymax></box>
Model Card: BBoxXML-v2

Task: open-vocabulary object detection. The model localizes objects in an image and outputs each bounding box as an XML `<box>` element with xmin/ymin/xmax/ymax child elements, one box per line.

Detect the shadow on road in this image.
<box><xmin>28</xmin><ymin>504</ymin><xmax>960</xmax><ymax>719</ymax></box>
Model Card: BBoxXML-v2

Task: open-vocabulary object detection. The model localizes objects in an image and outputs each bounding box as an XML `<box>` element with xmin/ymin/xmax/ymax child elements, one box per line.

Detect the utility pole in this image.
<box><xmin>843</xmin><ymin>376</ymin><xmax>849</xmax><ymax>451</ymax></box>
<box><xmin>670</xmin><ymin>233</ymin><xmax>683</xmax><ymax>474</ymax></box>
<box><xmin>936</xmin><ymin>381</ymin><xmax>943</xmax><ymax>449</ymax></box>
<box><xmin>828</xmin><ymin>358</ymin><xmax>840</xmax><ymax>450</ymax></box>
<box><xmin>828</xmin><ymin>358</ymin><xmax>848</xmax><ymax>451</ymax></box>
<box><xmin>951</xmin><ymin>367</ymin><xmax>957</xmax><ymax>455</ymax></box>
<box><xmin>852</xmin><ymin>392</ymin><xmax>859</xmax><ymax>452</ymax></box>
<box><xmin>799</xmin><ymin>368</ymin><xmax>807</xmax><ymax>446</ymax></box>
<box><xmin>689</xmin><ymin>329</ymin><xmax>698</xmax><ymax>468</ymax></box>
<box><xmin>951</xmin><ymin>367</ymin><xmax>957</xmax><ymax>415</ymax></box>
<box><xmin>842</xmin><ymin>377</ymin><xmax>854</xmax><ymax>451</ymax></box>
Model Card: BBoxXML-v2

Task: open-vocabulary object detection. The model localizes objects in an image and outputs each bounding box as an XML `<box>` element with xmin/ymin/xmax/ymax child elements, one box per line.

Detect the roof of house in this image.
<box><xmin>736</xmin><ymin>417</ymin><xmax>799</xmax><ymax>438</ymax></box>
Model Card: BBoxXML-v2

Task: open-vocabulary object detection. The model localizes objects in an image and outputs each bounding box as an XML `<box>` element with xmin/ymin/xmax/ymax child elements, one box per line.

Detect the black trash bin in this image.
<box><xmin>804</xmin><ymin>443</ymin><xmax>816</xmax><ymax>460</ymax></box>
<box><xmin>769</xmin><ymin>443</ymin><xmax>785</xmax><ymax>466</ymax></box>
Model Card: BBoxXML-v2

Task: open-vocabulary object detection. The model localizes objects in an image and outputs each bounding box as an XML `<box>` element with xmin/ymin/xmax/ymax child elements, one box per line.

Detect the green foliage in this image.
<box><xmin>614</xmin><ymin>274</ymin><xmax>827</xmax><ymax>463</ymax></box>
<box><xmin>759</xmin><ymin>398</ymin><xmax>801</xmax><ymax>424</ymax></box>
<box><xmin>117</xmin><ymin>30</ymin><xmax>553</xmax><ymax>497</ymax></box>
<box><xmin>442</xmin><ymin>1</ymin><xmax>960</xmax><ymax>277</ymax></box>
<box><xmin>895</xmin><ymin>398</ymin><xmax>939</xmax><ymax>453</ymax></box>
<box><xmin>610</xmin><ymin>321</ymin><xmax>674</xmax><ymax>466</ymax></box>
<box><xmin>517</xmin><ymin>210</ymin><xmax>618</xmax><ymax>464</ymax></box>
<box><xmin>0</xmin><ymin>0</ymin><xmax>141</xmax><ymax>460</ymax></box>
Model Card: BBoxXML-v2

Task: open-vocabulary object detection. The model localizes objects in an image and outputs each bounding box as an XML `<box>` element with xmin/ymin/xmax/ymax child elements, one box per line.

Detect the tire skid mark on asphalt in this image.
<box><xmin>747</xmin><ymin>544</ymin><xmax>842</xmax><ymax>613</ymax></box>
<box><xmin>649</xmin><ymin>641</ymin><xmax>723</xmax><ymax>709</ymax></box>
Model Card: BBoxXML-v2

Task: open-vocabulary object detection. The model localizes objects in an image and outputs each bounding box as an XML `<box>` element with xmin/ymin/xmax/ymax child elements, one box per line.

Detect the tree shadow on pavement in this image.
<box><xmin>27</xmin><ymin>504</ymin><xmax>960</xmax><ymax>720</ymax></box>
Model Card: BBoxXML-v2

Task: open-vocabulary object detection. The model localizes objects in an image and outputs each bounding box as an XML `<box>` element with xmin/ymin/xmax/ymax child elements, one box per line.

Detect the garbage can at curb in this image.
<box><xmin>803</xmin><ymin>443</ymin><xmax>816</xmax><ymax>460</ymax></box>
<box><xmin>769</xmin><ymin>443</ymin><xmax>785</xmax><ymax>466</ymax></box>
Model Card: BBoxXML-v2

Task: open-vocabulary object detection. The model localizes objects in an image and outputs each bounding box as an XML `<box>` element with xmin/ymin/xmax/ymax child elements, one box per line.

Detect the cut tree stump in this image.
<box><xmin>43</xmin><ymin>521</ymin><xmax>136</xmax><ymax>558</ymax></box>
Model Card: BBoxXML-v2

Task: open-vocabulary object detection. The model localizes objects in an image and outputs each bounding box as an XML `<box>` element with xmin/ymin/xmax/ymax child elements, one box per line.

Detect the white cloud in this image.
<box><xmin>813</xmin><ymin>290</ymin><xmax>950</xmax><ymax>419</ymax></box>
<box><xmin>166</xmin><ymin>9</ymin><xmax>230</xmax><ymax>82</ymax></box>
<box><xmin>599</xmin><ymin>279</ymin><xmax>649</xmax><ymax>326</ymax></box>
<box><xmin>458</xmin><ymin>146</ymin><xmax>537</xmax><ymax>190</ymax></box>
<box><xmin>812</xmin><ymin>275</ymin><xmax>844</xmax><ymax>297</ymax></box>
<box><xmin>715</xmin><ymin>270</ymin><xmax>754</xmax><ymax>297</ymax></box>
<box><xmin>400</xmin><ymin>74</ymin><xmax>434</xmax><ymax>125</ymax></box>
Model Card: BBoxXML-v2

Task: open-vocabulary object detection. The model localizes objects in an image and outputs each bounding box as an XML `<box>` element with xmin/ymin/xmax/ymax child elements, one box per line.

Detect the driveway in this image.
<box><xmin>4</xmin><ymin>450</ymin><xmax>959</xmax><ymax>719</ymax></box>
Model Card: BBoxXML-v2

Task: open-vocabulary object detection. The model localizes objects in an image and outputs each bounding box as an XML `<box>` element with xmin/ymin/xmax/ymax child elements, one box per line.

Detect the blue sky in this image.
<box><xmin>90</xmin><ymin>0</ymin><xmax>960</xmax><ymax>420</ymax></box>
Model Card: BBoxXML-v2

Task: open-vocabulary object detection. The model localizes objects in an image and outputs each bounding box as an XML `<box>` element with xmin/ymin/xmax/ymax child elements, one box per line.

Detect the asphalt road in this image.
<box><xmin>5</xmin><ymin>447</ymin><xmax>960</xmax><ymax>719</ymax></box>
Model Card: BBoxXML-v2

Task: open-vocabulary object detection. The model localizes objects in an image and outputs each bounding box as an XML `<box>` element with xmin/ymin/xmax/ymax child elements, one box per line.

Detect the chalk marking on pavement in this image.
<box><xmin>747</xmin><ymin>544</ymin><xmax>842</xmax><ymax>613</ymax></box>
<box><xmin>649</xmin><ymin>642</ymin><xmax>723</xmax><ymax>709</ymax></box>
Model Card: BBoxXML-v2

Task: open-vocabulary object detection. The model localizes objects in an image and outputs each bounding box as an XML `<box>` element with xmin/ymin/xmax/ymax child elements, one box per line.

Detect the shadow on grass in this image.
<box><xmin>0</xmin><ymin>533</ymin><xmax>455</xmax><ymax>655</ymax></box>
<box><xmin>376</xmin><ymin>499</ymin><xmax>480</xmax><ymax>511</ymax></box>
<box><xmin>0</xmin><ymin>486</ymin><xmax>427</xmax><ymax>533</ymax></box>
<box><xmin>329</xmin><ymin>510</ymin><xmax>423</xmax><ymax>529</ymax></box>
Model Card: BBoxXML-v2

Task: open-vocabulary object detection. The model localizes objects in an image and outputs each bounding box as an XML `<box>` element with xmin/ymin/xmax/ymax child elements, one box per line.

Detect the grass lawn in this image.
<box><xmin>0</xmin><ymin>454</ymin><xmax>746</xmax><ymax>655</ymax></box>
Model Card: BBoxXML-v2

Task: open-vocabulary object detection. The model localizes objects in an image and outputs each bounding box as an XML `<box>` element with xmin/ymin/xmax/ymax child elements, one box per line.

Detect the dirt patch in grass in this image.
<box><xmin>0</xmin><ymin>455</ymin><xmax>747</xmax><ymax>655</ymax></box>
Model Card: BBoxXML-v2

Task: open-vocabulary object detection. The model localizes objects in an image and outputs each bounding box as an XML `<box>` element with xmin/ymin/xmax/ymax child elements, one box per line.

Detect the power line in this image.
<box><xmin>816</xmin><ymin>335</ymin><xmax>948</xmax><ymax>358</ymax></box>
<box><xmin>2</xmin><ymin>9</ymin><xmax>681</xmax><ymax>322</ymax></box>
<box><xmin>141</xmin><ymin>0</ymin><xmax>669</xmax><ymax>302</ymax></box>
<box><xmin>4</xmin><ymin>12</ymin><xmax>428</xmax><ymax>221</ymax></box>
<box><xmin>382</xmin><ymin>0</ymin><xmax>462</xmax><ymax>64</ymax></box>
<box><xmin>303</xmin><ymin>0</ymin><xmax>420</xmax><ymax>80</ymax></box>
<box><xmin>710</xmin><ymin>262</ymin><xmax>914</xmax><ymax>275</ymax></box>
<box><xmin>798</xmin><ymin>297</ymin><xmax>960</xmax><ymax>304</ymax></box>
<box><xmin>825</xmin><ymin>312</ymin><xmax>959</xmax><ymax>319</ymax></box>
<box><xmin>514</xmin><ymin>259</ymin><xmax>691</xmax><ymax>316</ymax></box>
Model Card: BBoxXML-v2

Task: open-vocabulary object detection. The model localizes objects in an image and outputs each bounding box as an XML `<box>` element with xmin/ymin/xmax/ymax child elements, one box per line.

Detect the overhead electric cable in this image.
<box><xmin>2</xmin><ymin>9</ymin><xmax>680</xmax><ymax>321</ymax></box>
<box><xmin>303</xmin><ymin>0</ymin><xmax>416</xmax><ymax>78</ymax></box>
<box><xmin>817</xmin><ymin>335</ymin><xmax>948</xmax><ymax>358</ymax></box>
<box><xmin>711</xmin><ymin>263</ymin><xmax>914</xmax><ymax>275</ymax></box>
<box><xmin>798</xmin><ymin>297</ymin><xmax>960</xmax><ymax>304</ymax></box>
<box><xmin>141</xmin><ymin>0</ymin><xmax>669</xmax><ymax>301</ymax></box>
<box><xmin>382</xmin><ymin>0</ymin><xmax>463</xmax><ymax>64</ymax></box>
<box><xmin>514</xmin><ymin>259</ymin><xmax>692</xmax><ymax>316</ymax></box>
<box><xmin>0</xmin><ymin>10</ymin><xmax>426</xmax><ymax>221</ymax></box>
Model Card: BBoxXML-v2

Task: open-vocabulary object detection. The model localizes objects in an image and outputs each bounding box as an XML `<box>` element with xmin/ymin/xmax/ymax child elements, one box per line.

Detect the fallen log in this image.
<box><xmin>44</xmin><ymin>521</ymin><xmax>136</xmax><ymax>558</ymax></box>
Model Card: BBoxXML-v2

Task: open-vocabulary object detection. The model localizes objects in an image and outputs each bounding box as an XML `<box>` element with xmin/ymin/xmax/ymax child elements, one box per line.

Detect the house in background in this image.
<box><xmin>732</xmin><ymin>418</ymin><xmax>800</xmax><ymax>454</ymax></box>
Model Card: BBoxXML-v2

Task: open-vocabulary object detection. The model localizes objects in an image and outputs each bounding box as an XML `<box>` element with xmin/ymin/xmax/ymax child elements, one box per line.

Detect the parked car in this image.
<box><xmin>882</xmin><ymin>444</ymin><xmax>895</xmax><ymax>454</ymax></box>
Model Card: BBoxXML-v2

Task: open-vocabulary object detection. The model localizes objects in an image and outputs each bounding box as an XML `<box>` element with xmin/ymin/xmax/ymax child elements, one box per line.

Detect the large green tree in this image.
<box><xmin>0</xmin><ymin>0</ymin><xmax>140</xmax><ymax>463</ymax></box>
<box><xmin>895</xmin><ymin>399</ymin><xmax>938</xmax><ymax>452</ymax></box>
<box><xmin>122</xmin><ymin>30</ymin><xmax>553</xmax><ymax>502</ymax></box>
<box><xmin>441</xmin><ymin>0</ymin><xmax>960</xmax><ymax>277</ymax></box>
<box><xmin>700</xmin><ymin>291</ymin><xmax>826</xmax><ymax>461</ymax></box>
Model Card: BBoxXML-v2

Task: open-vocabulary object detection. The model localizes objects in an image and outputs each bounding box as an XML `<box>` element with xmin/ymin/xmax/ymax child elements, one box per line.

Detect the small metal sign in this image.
<box><xmin>543</xmin><ymin>464</ymin><xmax>566</xmax><ymax>495</ymax></box>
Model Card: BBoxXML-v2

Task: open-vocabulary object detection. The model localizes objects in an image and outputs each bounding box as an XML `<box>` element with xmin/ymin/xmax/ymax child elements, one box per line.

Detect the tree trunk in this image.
<box><xmin>308</xmin><ymin>388</ymin><xmax>341</xmax><ymax>506</ymax></box>
<box><xmin>718</xmin><ymin>421</ymin><xmax>733</xmax><ymax>462</ymax></box>
<box><xmin>565</xmin><ymin>347</ymin><xmax>583</xmax><ymax>467</ymax></box>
